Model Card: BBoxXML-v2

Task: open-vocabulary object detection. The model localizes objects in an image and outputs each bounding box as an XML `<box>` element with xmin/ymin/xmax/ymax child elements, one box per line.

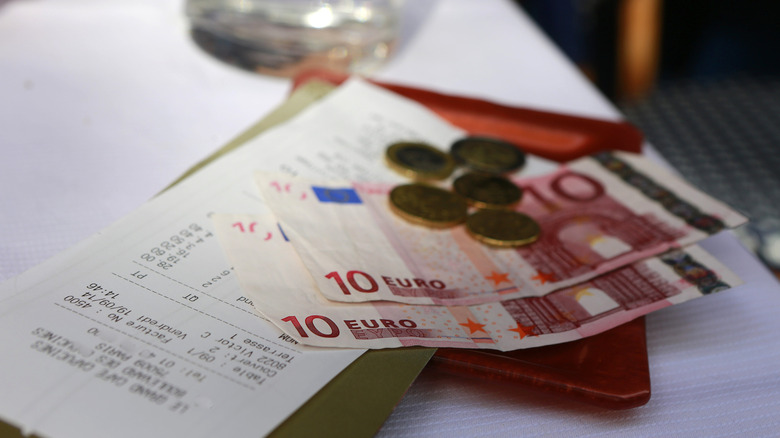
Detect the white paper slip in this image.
<box><xmin>0</xmin><ymin>78</ymin><xmax>468</xmax><ymax>438</ymax></box>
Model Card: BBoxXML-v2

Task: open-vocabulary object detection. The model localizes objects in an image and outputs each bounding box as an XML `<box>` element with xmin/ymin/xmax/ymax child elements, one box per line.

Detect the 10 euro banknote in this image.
<box><xmin>213</xmin><ymin>213</ymin><xmax>741</xmax><ymax>351</ymax></box>
<box><xmin>254</xmin><ymin>152</ymin><xmax>747</xmax><ymax>306</ymax></box>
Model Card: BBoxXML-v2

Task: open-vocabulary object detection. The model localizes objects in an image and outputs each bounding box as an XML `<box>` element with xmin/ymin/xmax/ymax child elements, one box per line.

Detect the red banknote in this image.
<box><xmin>213</xmin><ymin>213</ymin><xmax>741</xmax><ymax>351</ymax></box>
<box><xmin>254</xmin><ymin>152</ymin><xmax>746</xmax><ymax>306</ymax></box>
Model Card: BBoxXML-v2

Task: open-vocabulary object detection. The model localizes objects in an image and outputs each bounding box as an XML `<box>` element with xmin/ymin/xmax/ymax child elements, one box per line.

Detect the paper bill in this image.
<box><xmin>213</xmin><ymin>213</ymin><xmax>742</xmax><ymax>351</ymax></box>
<box><xmin>0</xmin><ymin>78</ymin><xmax>469</xmax><ymax>438</ymax></box>
<box><xmin>254</xmin><ymin>152</ymin><xmax>747</xmax><ymax>306</ymax></box>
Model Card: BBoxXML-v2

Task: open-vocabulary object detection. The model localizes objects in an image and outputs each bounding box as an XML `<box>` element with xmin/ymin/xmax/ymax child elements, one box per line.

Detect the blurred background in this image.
<box><xmin>518</xmin><ymin>0</ymin><xmax>780</xmax><ymax>274</ymax></box>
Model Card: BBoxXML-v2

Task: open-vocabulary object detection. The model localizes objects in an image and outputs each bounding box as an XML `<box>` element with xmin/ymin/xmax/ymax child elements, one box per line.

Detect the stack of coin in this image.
<box><xmin>385</xmin><ymin>137</ymin><xmax>541</xmax><ymax>248</ymax></box>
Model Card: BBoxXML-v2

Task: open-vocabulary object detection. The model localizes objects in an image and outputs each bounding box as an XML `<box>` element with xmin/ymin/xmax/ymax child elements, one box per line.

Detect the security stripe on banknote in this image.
<box><xmin>592</xmin><ymin>152</ymin><xmax>725</xmax><ymax>233</ymax></box>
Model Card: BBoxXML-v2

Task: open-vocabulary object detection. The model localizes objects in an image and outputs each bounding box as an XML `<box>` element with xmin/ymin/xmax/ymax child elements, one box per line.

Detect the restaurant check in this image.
<box><xmin>0</xmin><ymin>79</ymin><xmax>465</xmax><ymax>438</ymax></box>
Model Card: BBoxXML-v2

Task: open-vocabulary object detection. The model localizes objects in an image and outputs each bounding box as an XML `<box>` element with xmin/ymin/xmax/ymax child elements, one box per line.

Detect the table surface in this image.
<box><xmin>2</xmin><ymin>0</ymin><xmax>779</xmax><ymax>436</ymax></box>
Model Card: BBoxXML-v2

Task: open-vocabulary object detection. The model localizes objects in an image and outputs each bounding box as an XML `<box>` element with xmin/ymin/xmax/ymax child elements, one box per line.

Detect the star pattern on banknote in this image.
<box><xmin>459</xmin><ymin>318</ymin><xmax>488</xmax><ymax>334</ymax></box>
<box><xmin>485</xmin><ymin>271</ymin><xmax>511</xmax><ymax>286</ymax></box>
<box><xmin>508</xmin><ymin>322</ymin><xmax>538</xmax><ymax>339</ymax></box>
<box><xmin>531</xmin><ymin>270</ymin><xmax>556</xmax><ymax>285</ymax></box>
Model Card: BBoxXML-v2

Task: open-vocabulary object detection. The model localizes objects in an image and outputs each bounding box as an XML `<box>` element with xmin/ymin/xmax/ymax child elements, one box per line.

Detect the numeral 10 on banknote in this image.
<box><xmin>326</xmin><ymin>271</ymin><xmax>447</xmax><ymax>295</ymax></box>
<box><xmin>281</xmin><ymin>314</ymin><xmax>420</xmax><ymax>338</ymax></box>
<box><xmin>325</xmin><ymin>271</ymin><xmax>378</xmax><ymax>294</ymax></box>
<box><xmin>522</xmin><ymin>170</ymin><xmax>605</xmax><ymax>211</ymax></box>
<box><xmin>282</xmin><ymin>315</ymin><xmax>341</xmax><ymax>338</ymax></box>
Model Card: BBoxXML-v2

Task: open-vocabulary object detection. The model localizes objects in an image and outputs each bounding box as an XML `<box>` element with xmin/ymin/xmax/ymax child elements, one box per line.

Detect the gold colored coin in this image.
<box><xmin>385</xmin><ymin>142</ymin><xmax>455</xmax><ymax>181</ymax></box>
<box><xmin>466</xmin><ymin>210</ymin><xmax>540</xmax><ymax>247</ymax></box>
<box><xmin>389</xmin><ymin>184</ymin><xmax>467</xmax><ymax>228</ymax></box>
<box><xmin>450</xmin><ymin>137</ymin><xmax>526</xmax><ymax>174</ymax></box>
<box><xmin>453</xmin><ymin>172</ymin><xmax>523</xmax><ymax>209</ymax></box>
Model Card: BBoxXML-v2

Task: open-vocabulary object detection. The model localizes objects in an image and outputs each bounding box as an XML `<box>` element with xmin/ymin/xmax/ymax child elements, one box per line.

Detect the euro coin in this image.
<box><xmin>466</xmin><ymin>210</ymin><xmax>540</xmax><ymax>247</ymax></box>
<box><xmin>450</xmin><ymin>137</ymin><xmax>526</xmax><ymax>174</ymax></box>
<box><xmin>385</xmin><ymin>142</ymin><xmax>455</xmax><ymax>181</ymax></box>
<box><xmin>453</xmin><ymin>172</ymin><xmax>522</xmax><ymax>209</ymax></box>
<box><xmin>389</xmin><ymin>184</ymin><xmax>467</xmax><ymax>228</ymax></box>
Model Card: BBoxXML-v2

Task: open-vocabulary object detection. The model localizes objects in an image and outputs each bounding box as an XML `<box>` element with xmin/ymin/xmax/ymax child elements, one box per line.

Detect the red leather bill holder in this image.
<box><xmin>292</xmin><ymin>70</ymin><xmax>649</xmax><ymax>409</ymax></box>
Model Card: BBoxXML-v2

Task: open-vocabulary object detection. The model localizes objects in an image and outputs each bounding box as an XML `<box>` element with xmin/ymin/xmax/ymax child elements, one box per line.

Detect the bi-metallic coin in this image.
<box><xmin>385</xmin><ymin>142</ymin><xmax>455</xmax><ymax>181</ymax></box>
<box><xmin>389</xmin><ymin>184</ymin><xmax>467</xmax><ymax>228</ymax></box>
<box><xmin>453</xmin><ymin>172</ymin><xmax>523</xmax><ymax>209</ymax></box>
<box><xmin>466</xmin><ymin>210</ymin><xmax>540</xmax><ymax>247</ymax></box>
<box><xmin>450</xmin><ymin>136</ymin><xmax>526</xmax><ymax>174</ymax></box>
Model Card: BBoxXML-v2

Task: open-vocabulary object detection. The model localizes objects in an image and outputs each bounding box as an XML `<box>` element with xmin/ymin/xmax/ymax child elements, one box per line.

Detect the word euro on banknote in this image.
<box><xmin>213</xmin><ymin>213</ymin><xmax>741</xmax><ymax>351</ymax></box>
<box><xmin>255</xmin><ymin>151</ymin><xmax>747</xmax><ymax>306</ymax></box>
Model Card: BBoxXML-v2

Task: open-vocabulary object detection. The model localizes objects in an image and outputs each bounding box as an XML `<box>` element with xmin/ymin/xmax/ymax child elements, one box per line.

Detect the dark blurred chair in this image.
<box><xmin>518</xmin><ymin>0</ymin><xmax>661</xmax><ymax>100</ymax></box>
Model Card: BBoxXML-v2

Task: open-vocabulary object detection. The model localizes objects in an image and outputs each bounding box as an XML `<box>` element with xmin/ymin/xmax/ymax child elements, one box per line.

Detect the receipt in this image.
<box><xmin>0</xmin><ymin>79</ymin><xmax>464</xmax><ymax>438</ymax></box>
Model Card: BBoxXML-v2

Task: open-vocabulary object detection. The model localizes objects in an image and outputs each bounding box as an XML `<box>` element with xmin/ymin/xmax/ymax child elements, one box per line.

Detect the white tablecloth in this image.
<box><xmin>2</xmin><ymin>0</ymin><xmax>779</xmax><ymax>436</ymax></box>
